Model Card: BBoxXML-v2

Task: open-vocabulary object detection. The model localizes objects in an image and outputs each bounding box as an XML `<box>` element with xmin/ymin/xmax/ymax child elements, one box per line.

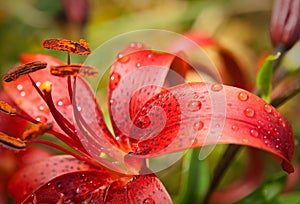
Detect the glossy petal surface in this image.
<box><xmin>8</xmin><ymin>155</ymin><xmax>171</xmax><ymax>204</ymax></box>
<box><xmin>130</xmin><ymin>82</ymin><xmax>294</xmax><ymax>173</ymax></box>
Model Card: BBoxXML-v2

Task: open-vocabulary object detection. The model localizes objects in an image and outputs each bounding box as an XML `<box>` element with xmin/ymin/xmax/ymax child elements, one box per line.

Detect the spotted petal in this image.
<box><xmin>108</xmin><ymin>44</ymin><xmax>190</xmax><ymax>151</ymax></box>
<box><xmin>8</xmin><ymin>155</ymin><xmax>172</xmax><ymax>204</ymax></box>
<box><xmin>130</xmin><ymin>82</ymin><xmax>294</xmax><ymax>173</ymax></box>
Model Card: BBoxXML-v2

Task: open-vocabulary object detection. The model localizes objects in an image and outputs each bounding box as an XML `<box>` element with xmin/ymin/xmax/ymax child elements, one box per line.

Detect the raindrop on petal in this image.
<box><xmin>118</xmin><ymin>54</ymin><xmax>129</xmax><ymax>63</ymax></box>
<box><xmin>147</xmin><ymin>54</ymin><xmax>152</xmax><ymax>59</ymax></box>
<box><xmin>35</xmin><ymin>116</ymin><xmax>47</xmax><ymax>123</ymax></box>
<box><xmin>20</xmin><ymin>91</ymin><xmax>26</xmax><ymax>97</ymax></box>
<box><xmin>136</xmin><ymin>63</ymin><xmax>141</xmax><ymax>68</ymax></box>
<box><xmin>244</xmin><ymin>107</ymin><xmax>255</xmax><ymax>118</ymax></box>
<box><xmin>109</xmin><ymin>72</ymin><xmax>121</xmax><ymax>90</ymax></box>
<box><xmin>17</xmin><ymin>84</ymin><xmax>23</xmax><ymax>91</ymax></box>
<box><xmin>250</xmin><ymin>129</ymin><xmax>259</xmax><ymax>137</ymax></box>
<box><xmin>143</xmin><ymin>198</ymin><xmax>155</xmax><ymax>204</ymax></box>
<box><xmin>238</xmin><ymin>91</ymin><xmax>249</xmax><ymax>101</ymax></box>
<box><xmin>264</xmin><ymin>104</ymin><xmax>272</xmax><ymax>113</ymax></box>
<box><xmin>211</xmin><ymin>83</ymin><xmax>223</xmax><ymax>92</ymax></box>
<box><xmin>278</xmin><ymin>117</ymin><xmax>286</xmax><ymax>127</ymax></box>
<box><xmin>187</xmin><ymin>100</ymin><xmax>202</xmax><ymax>112</ymax></box>
<box><xmin>231</xmin><ymin>125</ymin><xmax>239</xmax><ymax>131</ymax></box>
<box><xmin>193</xmin><ymin>121</ymin><xmax>204</xmax><ymax>131</ymax></box>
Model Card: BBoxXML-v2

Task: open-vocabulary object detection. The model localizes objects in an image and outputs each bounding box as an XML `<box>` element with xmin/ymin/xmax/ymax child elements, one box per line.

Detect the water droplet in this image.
<box><xmin>20</xmin><ymin>91</ymin><xmax>26</xmax><ymax>97</ymax></box>
<box><xmin>109</xmin><ymin>99</ymin><xmax>116</xmax><ymax>106</ymax></box>
<box><xmin>193</xmin><ymin>93</ymin><xmax>199</xmax><ymax>99</ymax></box>
<box><xmin>193</xmin><ymin>121</ymin><xmax>204</xmax><ymax>131</ymax></box>
<box><xmin>187</xmin><ymin>100</ymin><xmax>202</xmax><ymax>112</ymax></box>
<box><xmin>244</xmin><ymin>107</ymin><xmax>255</xmax><ymax>118</ymax></box>
<box><xmin>238</xmin><ymin>91</ymin><xmax>249</xmax><ymax>101</ymax></box>
<box><xmin>136</xmin><ymin>63</ymin><xmax>141</xmax><ymax>67</ymax></box>
<box><xmin>257</xmin><ymin>120</ymin><xmax>264</xmax><ymax>129</ymax></box>
<box><xmin>275</xmin><ymin>144</ymin><xmax>280</xmax><ymax>149</ymax></box>
<box><xmin>250</xmin><ymin>129</ymin><xmax>259</xmax><ymax>137</ymax></box>
<box><xmin>57</xmin><ymin>182</ymin><xmax>63</xmax><ymax>190</ymax></box>
<box><xmin>191</xmin><ymin>138</ymin><xmax>198</xmax><ymax>145</ymax></box>
<box><xmin>264</xmin><ymin>104</ymin><xmax>272</xmax><ymax>113</ymax></box>
<box><xmin>231</xmin><ymin>125</ymin><xmax>239</xmax><ymax>131</ymax></box>
<box><xmin>211</xmin><ymin>83</ymin><xmax>223</xmax><ymax>92</ymax></box>
<box><xmin>109</xmin><ymin>72</ymin><xmax>121</xmax><ymax>90</ymax></box>
<box><xmin>243</xmin><ymin>138</ymin><xmax>249</xmax><ymax>143</ymax></box>
<box><xmin>77</xmin><ymin>106</ymin><xmax>82</xmax><ymax>112</ymax></box>
<box><xmin>278</xmin><ymin>117</ymin><xmax>286</xmax><ymax>127</ymax></box>
<box><xmin>147</xmin><ymin>54</ymin><xmax>152</xmax><ymax>59</ymax></box>
<box><xmin>118</xmin><ymin>54</ymin><xmax>129</xmax><ymax>63</ymax></box>
<box><xmin>39</xmin><ymin>105</ymin><xmax>45</xmax><ymax>111</ymax></box>
<box><xmin>57</xmin><ymin>100</ymin><xmax>63</xmax><ymax>106</ymax></box>
<box><xmin>36</xmin><ymin>81</ymin><xmax>41</xmax><ymax>87</ymax></box>
<box><xmin>35</xmin><ymin>116</ymin><xmax>47</xmax><ymax>123</ymax></box>
<box><xmin>17</xmin><ymin>84</ymin><xmax>23</xmax><ymax>90</ymax></box>
<box><xmin>143</xmin><ymin>198</ymin><xmax>155</xmax><ymax>204</ymax></box>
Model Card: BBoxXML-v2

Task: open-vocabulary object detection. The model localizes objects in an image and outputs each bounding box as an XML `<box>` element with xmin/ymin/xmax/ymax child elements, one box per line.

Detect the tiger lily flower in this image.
<box><xmin>0</xmin><ymin>39</ymin><xmax>294</xmax><ymax>203</ymax></box>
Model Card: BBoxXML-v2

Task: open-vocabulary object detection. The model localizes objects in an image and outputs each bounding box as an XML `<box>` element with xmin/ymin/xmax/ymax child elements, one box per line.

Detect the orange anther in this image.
<box><xmin>42</xmin><ymin>38</ymin><xmax>91</xmax><ymax>55</ymax></box>
<box><xmin>50</xmin><ymin>64</ymin><xmax>98</xmax><ymax>77</ymax></box>
<box><xmin>0</xmin><ymin>100</ymin><xmax>16</xmax><ymax>115</ymax></box>
<box><xmin>0</xmin><ymin>132</ymin><xmax>26</xmax><ymax>150</ymax></box>
<box><xmin>3</xmin><ymin>61</ymin><xmax>47</xmax><ymax>82</ymax></box>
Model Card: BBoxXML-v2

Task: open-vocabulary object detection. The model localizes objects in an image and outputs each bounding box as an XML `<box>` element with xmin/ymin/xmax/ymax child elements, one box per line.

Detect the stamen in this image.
<box><xmin>0</xmin><ymin>100</ymin><xmax>16</xmax><ymax>115</ymax></box>
<box><xmin>50</xmin><ymin>64</ymin><xmax>98</xmax><ymax>77</ymax></box>
<box><xmin>0</xmin><ymin>132</ymin><xmax>26</xmax><ymax>151</ymax></box>
<box><xmin>22</xmin><ymin>122</ymin><xmax>53</xmax><ymax>140</ymax></box>
<box><xmin>42</xmin><ymin>38</ymin><xmax>91</xmax><ymax>55</ymax></box>
<box><xmin>3</xmin><ymin>61</ymin><xmax>47</xmax><ymax>82</ymax></box>
<box><xmin>40</xmin><ymin>81</ymin><xmax>52</xmax><ymax>93</ymax></box>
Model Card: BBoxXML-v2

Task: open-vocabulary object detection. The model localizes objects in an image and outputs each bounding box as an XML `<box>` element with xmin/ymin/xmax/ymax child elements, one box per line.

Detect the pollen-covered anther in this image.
<box><xmin>42</xmin><ymin>38</ymin><xmax>91</xmax><ymax>55</ymax></box>
<box><xmin>21</xmin><ymin>122</ymin><xmax>53</xmax><ymax>140</ymax></box>
<box><xmin>0</xmin><ymin>132</ymin><xmax>26</xmax><ymax>151</ymax></box>
<box><xmin>50</xmin><ymin>64</ymin><xmax>98</xmax><ymax>77</ymax></box>
<box><xmin>40</xmin><ymin>81</ymin><xmax>52</xmax><ymax>93</ymax></box>
<box><xmin>3</xmin><ymin>61</ymin><xmax>47</xmax><ymax>82</ymax></box>
<box><xmin>0</xmin><ymin>100</ymin><xmax>17</xmax><ymax>115</ymax></box>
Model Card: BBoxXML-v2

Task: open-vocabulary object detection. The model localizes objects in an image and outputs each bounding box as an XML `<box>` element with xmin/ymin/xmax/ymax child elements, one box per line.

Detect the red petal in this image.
<box><xmin>8</xmin><ymin>155</ymin><xmax>102</xmax><ymax>203</ymax></box>
<box><xmin>0</xmin><ymin>89</ymin><xmax>28</xmax><ymax>137</ymax></box>
<box><xmin>2</xmin><ymin>54</ymin><xmax>72</xmax><ymax>134</ymax></box>
<box><xmin>131</xmin><ymin>82</ymin><xmax>294</xmax><ymax>173</ymax></box>
<box><xmin>9</xmin><ymin>155</ymin><xmax>171</xmax><ymax>204</ymax></box>
<box><xmin>108</xmin><ymin>45</ymin><xmax>188</xmax><ymax>151</ymax></box>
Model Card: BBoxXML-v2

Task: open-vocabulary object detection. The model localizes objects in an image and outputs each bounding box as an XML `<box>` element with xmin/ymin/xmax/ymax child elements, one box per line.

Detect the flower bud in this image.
<box><xmin>270</xmin><ymin>0</ymin><xmax>300</xmax><ymax>50</ymax></box>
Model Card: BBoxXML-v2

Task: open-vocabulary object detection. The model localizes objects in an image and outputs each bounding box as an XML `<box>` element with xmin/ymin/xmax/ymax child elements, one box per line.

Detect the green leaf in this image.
<box><xmin>277</xmin><ymin>191</ymin><xmax>300</xmax><ymax>204</ymax></box>
<box><xmin>235</xmin><ymin>173</ymin><xmax>287</xmax><ymax>204</ymax></box>
<box><xmin>175</xmin><ymin>148</ymin><xmax>209</xmax><ymax>204</ymax></box>
<box><xmin>256</xmin><ymin>53</ymin><xmax>280</xmax><ymax>103</ymax></box>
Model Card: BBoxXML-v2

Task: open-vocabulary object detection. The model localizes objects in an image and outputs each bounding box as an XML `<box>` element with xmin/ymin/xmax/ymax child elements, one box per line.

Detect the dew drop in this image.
<box><xmin>109</xmin><ymin>99</ymin><xmax>116</xmax><ymax>106</ymax></box>
<box><xmin>244</xmin><ymin>107</ymin><xmax>255</xmax><ymax>118</ymax></box>
<box><xmin>136</xmin><ymin>63</ymin><xmax>141</xmax><ymax>67</ymax></box>
<box><xmin>211</xmin><ymin>83</ymin><xmax>223</xmax><ymax>92</ymax></box>
<box><xmin>257</xmin><ymin>120</ymin><xmax>264</xmax><ymax>129</ymax></box>
<box><xmin>17</xmin><ymin>84</ymin><xmax>23</xmax><ymax>90</ymax></box>
<box><xmin>118</xmin><ymin>54</ymin><xmax>129</xmax><ymax>63</ymax></box>
<box><xmin>191</xmin><ymin>138</ymin><xmax>198</xmax><ymax>145</ymax></box>
<box><xmin>238</xmin><ymin>91</ymin><xmax>249</xmax><ymax>101</ymax></box>
<box><xmin>35</xmin><ymin>116</ymin><xmax>47</xmax><ymax>123</ymax></box>
<box><xmin>39</xmin><ymin>105</ymin><xmax>45</xmax><ymax>111</ymax></box>
<box><xmin>77</xmin><ymin>106</ymin><xmax>82</xmax><ymax>112</ymax></box>
<box><xmin>187</xmin><ymin>100</ymin><xmax>202</xmax><ymax>112</ymax></box>
<box><xmin>278</xmin><ymin>117</ymin><xmax>286</xmax><ymax>127</ymax></box>
<box><xmin>36</xmin><ymin>81</ymin><xmax>41</xmax><ymax>87</ymax></box>
<box><xmin>250</xmin><ymin>129</ymin><xmax>259</xmax><ymax>137</ymax></box>
<box><xmin>147</xmin><ymin>54</ymin><xmax>152</xmax><ymax>59</ymax></box>
<box><xmin>57</xmin><ymin>100</ymin><xmax>63</xmax><ymax>106</ymax></box>
<box><xmin>193</xmin><ymin>121</ymin><xmax>204</xmax><ymax>131</ymax></box>
<box><xmin>231</xmin><ymin>125</ymin><xmax>239</xmax><ymax>131</ymax></box>
<box><xmin>109</xmin><ymin>72</ymin><xmax>121</xmax><ymax>90</ymax></box>
<box><xmin>20</xmin><ymin>91</ymin><xmax>26</xmax><ymax>97</ymax></box>
<box><xmin>143</xmin><ymin>198</ymin><xmax>155</xmax><ymax>204</ymax></box>
<box><xmin>243</xmin><ymin>138</ymin><xmax>249</xmax><ymax>143</ymax></box>
<box><xmin>264</xmin><ymin>104</ymin><xmax>272</xmax><ymax>113</ymax></box>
